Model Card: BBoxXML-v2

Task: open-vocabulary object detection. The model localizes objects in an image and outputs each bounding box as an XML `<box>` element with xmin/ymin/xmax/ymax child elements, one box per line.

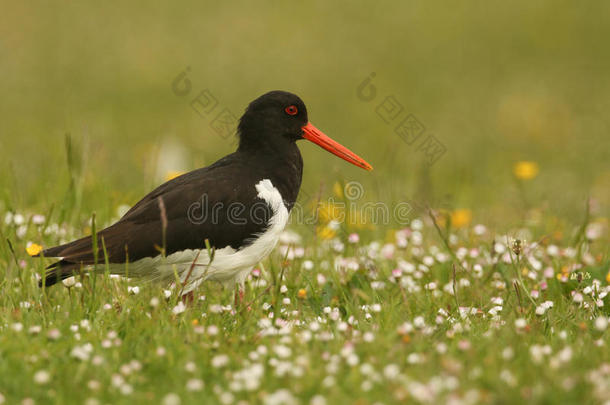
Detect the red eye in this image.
<box><xmin>285</xmin><ymin>105</ymin><xmax>298</xmax><ymax>115</ymax></box>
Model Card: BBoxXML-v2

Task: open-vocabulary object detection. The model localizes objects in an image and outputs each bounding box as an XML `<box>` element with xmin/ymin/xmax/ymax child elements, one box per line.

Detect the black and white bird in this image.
<box><xmin>35</xmin><ymin>91</ymin><xmax>372</xmax><ymax>297</ymax></box>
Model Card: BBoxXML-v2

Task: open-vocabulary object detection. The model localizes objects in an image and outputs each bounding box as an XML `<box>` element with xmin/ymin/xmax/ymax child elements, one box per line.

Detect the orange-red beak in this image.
<box><xmin>302</xmin><ymin>122</ymin><xmax>373</xmax><ymax>171</ymax></box>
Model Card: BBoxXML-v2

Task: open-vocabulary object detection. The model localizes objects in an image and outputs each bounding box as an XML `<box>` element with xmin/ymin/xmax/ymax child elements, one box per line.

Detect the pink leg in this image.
<box><xmin>234</xmin><ymin>288</ymin><xmax>245</xmax><ymax>308</ymax></box>
<box><xmin>182</xmin><ymin>291</ymin><xmax>195</xmax><ymax>305</ymax></box>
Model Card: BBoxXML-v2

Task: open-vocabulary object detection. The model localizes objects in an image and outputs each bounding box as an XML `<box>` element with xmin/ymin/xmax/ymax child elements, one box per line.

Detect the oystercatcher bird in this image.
<box><xmin>35</xmin><ymin>91</ymin><xmax>372</xmax><ymax>298</ymax></box>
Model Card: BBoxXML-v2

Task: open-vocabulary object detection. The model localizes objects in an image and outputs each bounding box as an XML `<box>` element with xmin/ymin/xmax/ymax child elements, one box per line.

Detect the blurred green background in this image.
<box><xmin>1</xmin><ymin>1</ymin><xmax>609</xmax><ymax>233</ymax></box>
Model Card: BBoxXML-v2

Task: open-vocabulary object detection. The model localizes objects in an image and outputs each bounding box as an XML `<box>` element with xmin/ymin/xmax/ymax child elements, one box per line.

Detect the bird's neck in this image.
<box><xmin>236</xmin><ymin>142</ymin><xmax>303</xmax><ymax>210</ymax></box>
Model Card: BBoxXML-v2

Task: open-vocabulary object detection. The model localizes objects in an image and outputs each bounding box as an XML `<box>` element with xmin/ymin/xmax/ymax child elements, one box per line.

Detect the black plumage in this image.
<box><xmin>36</xmin><ymin>90</ymin><xmax>371</xmax><ymax>288</ymax></box>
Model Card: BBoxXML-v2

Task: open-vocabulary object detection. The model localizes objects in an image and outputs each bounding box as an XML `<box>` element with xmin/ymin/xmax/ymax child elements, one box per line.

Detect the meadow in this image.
<box><xmin>1</xmin><ymin>2</ymin><xmax>610</xmax><ymax>404</ymax></box>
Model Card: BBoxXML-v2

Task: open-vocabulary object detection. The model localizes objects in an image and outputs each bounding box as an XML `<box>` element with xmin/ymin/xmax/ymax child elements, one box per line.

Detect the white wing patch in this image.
<box><xmin>109</xmin><ymin>179</ymin><xmax>289</xmax><ymax>293</ymax></box>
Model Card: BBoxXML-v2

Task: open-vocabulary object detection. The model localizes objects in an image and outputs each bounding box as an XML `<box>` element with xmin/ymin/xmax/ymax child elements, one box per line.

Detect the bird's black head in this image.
<box><xmin>238</xmin><ymin>91</ymin><xmax>308</xmax><ymax>151</ymax></box>
<box><xmin>237</xmin><ymin>90</ymin><xmax>373</xmax><ymax>171</ymax></box>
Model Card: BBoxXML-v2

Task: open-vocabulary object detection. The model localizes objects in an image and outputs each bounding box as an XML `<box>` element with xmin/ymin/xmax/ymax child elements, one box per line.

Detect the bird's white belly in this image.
<box><xmin>117</xmin><ymin>179</ymin><xmax>289</xmax><ymax>293</ymax></box>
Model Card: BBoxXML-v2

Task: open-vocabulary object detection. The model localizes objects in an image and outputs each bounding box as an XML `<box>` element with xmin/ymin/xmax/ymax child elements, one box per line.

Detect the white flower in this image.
<box><xmin>413</xmin><ymin>316</ymin><xmax>425</xmax><ymax>328</ymax></box>
<box><xmin>423</xmin><ymin>256</ymin><xmax>436</xmax><ymax>267</ymax></box>
<box><xmin>535</xmin><ymin>301</ymin><xmax>553</xmax><ymax>315</ymax></box>
<box><xmin>529</xmin><ymin>344</ymin><xmax>551</xmax><ymax>364</ymax></box>
<box><xmin>172</xmin><ymin>302</ymin><xmax>186</xmax><ymax>315</ymax></box>
<box><xmin>514</xmin><ymin>318</ymin><xmax>527</xmax><ymax>329</ymax></box>
<box><xmin>494</xmin><ymin>243</ymin><xmax>506</xmax><ymax>254</ymax></box>
<box><xmin>71</xmin><ymin>343</ymin><xmax>93</xmax><ymax>361</ymax></box>
<box><xmin>436</xmin><ymin>343</ymin><xmax>447</xmax><ymax>354</ymax></box>
<box><xmin>500</xmin><ymin>369</ymin><xmax>517</xmax><ymax>387</ymax></box>
<box><xmin>346</xmin><ymin>353</ymin><xmax>359</xmax><ymax>366</ymax></box>
<box><xmin>310</xmin><ymin>395</ymin><xmax>327</xmax><ymax>405</ymax></box>
<box><xmin>546</xmin><ymin>245</ymin><xmax>560</xmax><ymax>256</ymax></box>
<box><xmin>80</xmin><ymin>319</ymin><xmax>91</xmax><ymax>331</ymax></box>
<box><xmin>32</xmin><ymin>214</ymin><xmax>46</xmax><ymax>225</ymax></box>
<box><xmin>411</xmin><ymin>219</ymin><xmax>423</xmax><ymax>230</ymax></box>
<box><xmin>274</xmin><ymin>345</ymin><xmax>292</xmax><ymax>359</ymax></box>
<box><xmin>120</xmin><ymin>364</ymin><xmax>132</xmax><ymax>376</ymax></box>
<box><xmin>557</xmin><ymin>346</ymin><xmax>572</xmax><ymax>363</ymax></box>
<box><xmin>211</xmin><ymin>354</ymin><xmax>230</xmax><ymax>368</ymax></box>
<box><xmin>111</xmin><ymin>374</ymin><xmax>124</xmax><ymax>388</ymax></box>
<box><xmin>473</xmin><ymin>224</ymin><xmax>487</xmax><ymax>235</ymax></box>
<box><xmin>47</xmin><ymin>329</ymin><xmax>61</xmax><ymax>340</ymax></box>
<box><xmin>13</xmin><ymin>213</ymin><xmax>24</xmax><ymax>225</ymax></box>
<box><xmin>87</xmin><ymin>380</ymin><xmax>101</xmax><ymax>390</ymax></box>
<box><xmin>162</xmin><ymin>393</ymin><xmax>181</xmax><ymax>405</ymax></box>
<box><xmin>265</xmin><ymin>389</ymin><xmax>297</xmax><ymax>405</ymax></box>
<box><xmin>120</xmin><ymin>384</ymin><xmax>133</xmax><ymax>395</ymax></box>
<box><xmin>186</xmin><ymin>378</ymin><xmax>204</xmax><ymax>391</ymax></box>
<box><xmin>407</xmin><ymin>353</ymin><xmax>422</xmax><ymax>364</ymax></box>
<box><xmin>488</xmin><ymin>306</ymin><xmax>503</xmax><ymax>316</ymax></box>
<box><xmin>63</xmin><ymin>276</ymin><xmax>76</xmax><ymax>288</ymax></box>
<box><xmin>585</xmin><ymin>223</ymin><xmax>604</xmax><ymax>240</ymax></box>
<box><xmin>397</xmin><ymin>322</ymin><xmax>413</xmax><ymax>334</ymax></box>
<box><xmin>383</xmin><ymin>364</ymin><xmax>401</xmax><ymax>380</ymax></box>
<box><xmin>33</xmin><ymin>370</ymin><xmax>51</xmax><ymax>384</ymax></box>
<box><xmin>127</xmin><ymin>286</ymin><xmax>140</xmax><ymax>295</ymax></box>
<box><xmin>595</xmin><ymin>316</ymin><xmax>608</xmax><ymax>331</ymax></box>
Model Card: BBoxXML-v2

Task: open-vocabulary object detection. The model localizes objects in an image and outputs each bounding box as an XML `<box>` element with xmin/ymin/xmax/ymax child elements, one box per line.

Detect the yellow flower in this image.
<box><xmin>297</xmin><ymin>289</ymin><xmax>307</xmax><ymax>299</ymax></box>
<box><xmin>26</xmin><ymin>243</ymin><xmax>43</xmax><ymax>256</ymax></box>
<box><xmin>333</xmin><ymin>182</ymin><xmax>344</xmax><ymax>198</ymax></box>
<box><xmin>165</xmin><ymin>170</ymin><xmax>185</xmax><ymax>181</ymax></box>
<box><xmin>317</xmin><ymin>226</ymin><xmax>336</xmax><ymax>240</ymax></box>
<box><xmin>513</xmin><ymin>161</ymin><xmax>539</xmax><ymax>180</ymax></box>
<box><xmin>318</xmin><ymin>202</ymin><xmax>345</xmax><ymax>223</ymax></box>
<box><xmin>606</xmin><ymin>270</ymin><xmax>610</xmax><ymax>284</ymax></box>
<box><xmin>451</xmin><ymin>209</ymin><xmax>472</xmax><ymax>228</ymax></box>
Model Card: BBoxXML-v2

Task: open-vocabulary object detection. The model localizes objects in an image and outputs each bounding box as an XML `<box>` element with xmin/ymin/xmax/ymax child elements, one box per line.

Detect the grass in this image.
<box><xmin>2</xmin><ymin>1</ymin><xmax>610</xmax><ymax>404</ymax></box>
<box><xmin>0</xmin><ymin>186</ymin><xmax>609</xmax><ymax>403</ymax></box>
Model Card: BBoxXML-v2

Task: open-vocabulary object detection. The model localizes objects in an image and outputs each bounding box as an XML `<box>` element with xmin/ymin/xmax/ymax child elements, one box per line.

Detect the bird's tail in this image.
<box><xmin>38</xmin><ymin>260</ymin><xmax>80</xmax><ymax>287</ymax></box>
